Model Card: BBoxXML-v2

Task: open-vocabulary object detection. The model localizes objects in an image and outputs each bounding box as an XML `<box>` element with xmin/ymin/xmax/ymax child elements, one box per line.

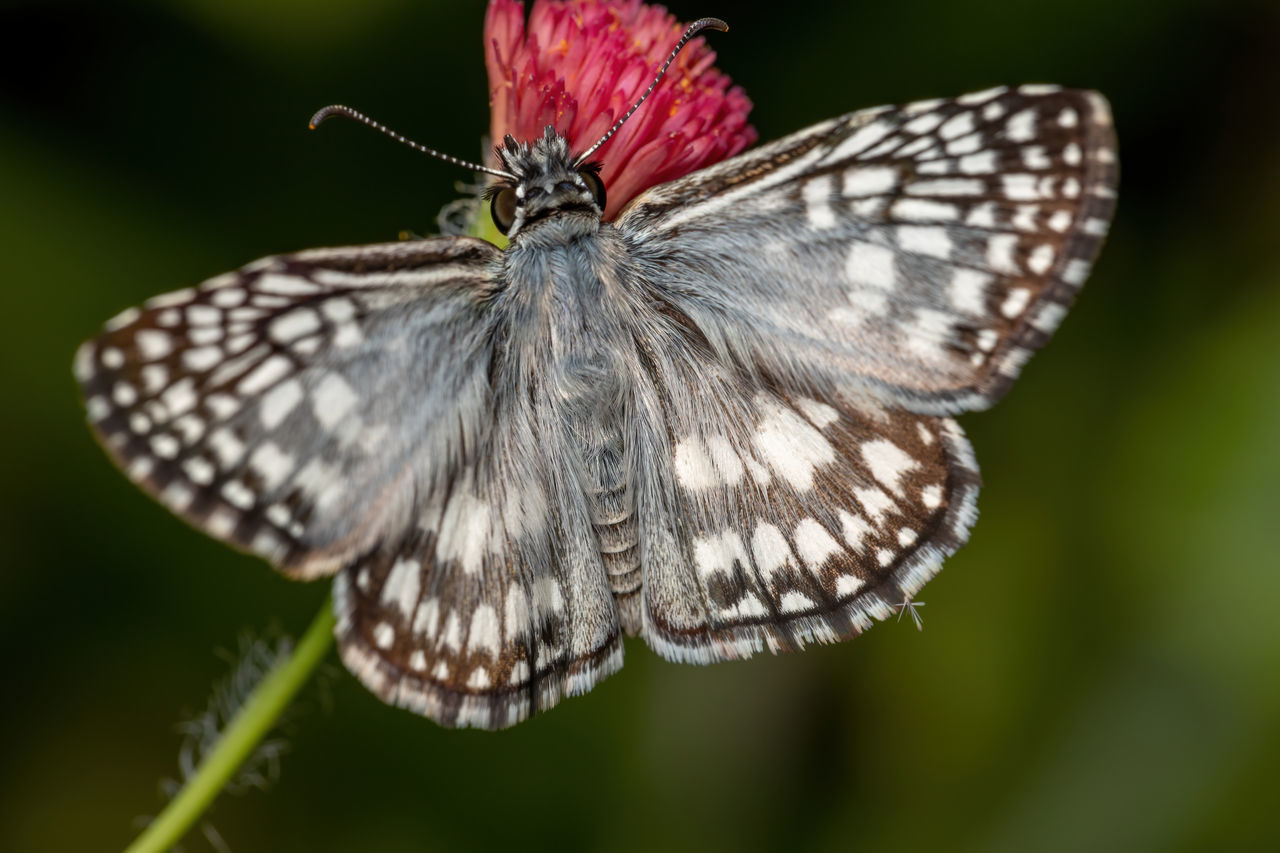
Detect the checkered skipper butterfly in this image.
<box><xmin>74</xmin><ymin>17</ymin><xmax>1117</xmax><ymax>728</ymax></box>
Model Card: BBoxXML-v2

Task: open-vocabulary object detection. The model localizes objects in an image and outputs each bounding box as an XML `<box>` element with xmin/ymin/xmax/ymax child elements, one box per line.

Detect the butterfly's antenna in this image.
<box><xmin>573</xmin><ymin>17</ymin><xmax>729</xmax><ymax>167</ymax></box>
<box><xmin>309</xmin><ymin>105</ymin><xmax>518</xmax><ymax>180</ymax></box>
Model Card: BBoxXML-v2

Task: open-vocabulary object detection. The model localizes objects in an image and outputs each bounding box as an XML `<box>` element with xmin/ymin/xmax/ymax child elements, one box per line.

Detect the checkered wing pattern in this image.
<box><xmin>74</xmin><ymin>83</ymin><xmax>1120</xmax><ymax>728</ymax></box>
<box><xmin>626</xmin><ymin>327</ymin><xmax>979</xmax><ymax>662</ymax></box>
<box><xmin>75</xmin><ymin>237</ymin><xmax>622</xmax><ymax>728</ymax></box>
<box><xmin>619</xmin><ymin>86</ymin><xmax>1118</xmax><ymax>414</ymax></box>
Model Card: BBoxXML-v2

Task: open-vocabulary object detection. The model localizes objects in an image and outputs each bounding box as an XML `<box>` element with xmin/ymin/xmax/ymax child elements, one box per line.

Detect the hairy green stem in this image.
<box><xmin>124</xmin><ymin>597</ymin><xmax>336</xmax><ymax>853</ymax></box>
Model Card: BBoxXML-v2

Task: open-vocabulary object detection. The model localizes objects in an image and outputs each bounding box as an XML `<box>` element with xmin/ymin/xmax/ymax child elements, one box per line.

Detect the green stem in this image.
<box><xmin>124</xmin><ymin>596</ymin><xmax>336</xmax><ymax>853</ymax></box>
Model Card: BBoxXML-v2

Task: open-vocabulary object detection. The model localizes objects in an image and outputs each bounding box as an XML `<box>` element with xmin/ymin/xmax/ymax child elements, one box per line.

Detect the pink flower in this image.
<box><xmin>485</xmin><ymin>0</ymin><xmax>757</xmax><ymax>219</ymax></box>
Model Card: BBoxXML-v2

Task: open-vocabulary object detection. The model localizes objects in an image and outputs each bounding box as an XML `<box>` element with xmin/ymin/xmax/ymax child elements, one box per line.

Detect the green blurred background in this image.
<box><xmin>3</xmin><ymin>0</ymin><xmax>1278</xmax><ymax>850</ymax></box>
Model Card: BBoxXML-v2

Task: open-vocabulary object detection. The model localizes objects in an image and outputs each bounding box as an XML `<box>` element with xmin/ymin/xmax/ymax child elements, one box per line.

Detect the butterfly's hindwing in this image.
<box><xmin>630</xmin><ymin>333</ymin><xmax>980</xmax><ymax>662</ymax></box>
<box><xmin>332</xmin><ymin>444</ymin><xmax>623</xmax><ymax>729</ymax></box>
<box><xmin>619</xmin><ymin>86</ymin><xmax>1117</xmax><ymax>414</ymax></box>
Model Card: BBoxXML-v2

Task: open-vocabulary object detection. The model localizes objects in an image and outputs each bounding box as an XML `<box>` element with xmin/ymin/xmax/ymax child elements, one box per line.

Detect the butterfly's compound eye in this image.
<box><xmin>579</xmin><ymin>168</ymin><xmax>607</xmax><ymax>214</ymax></box>
<box><xmin>491</xmin><ymin>186</ymin><xmax>517</xmax><ymax>235</ymax></box>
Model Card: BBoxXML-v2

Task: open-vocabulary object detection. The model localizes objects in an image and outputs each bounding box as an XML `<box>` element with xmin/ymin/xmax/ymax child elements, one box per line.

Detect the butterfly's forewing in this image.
<box><xmin>76</xmin><ymin>238</ymin><xmax>500</xmax><ymax>578</ymax></box>
<box><xmin>75</xmin><ymin>237</ymin><xmax>622</xmax><ymax>728</ymax></box>
<box><xmin>618</xmin><ymin>86</ymin><xmax>1118</xmax><ymax>414</ymax></box>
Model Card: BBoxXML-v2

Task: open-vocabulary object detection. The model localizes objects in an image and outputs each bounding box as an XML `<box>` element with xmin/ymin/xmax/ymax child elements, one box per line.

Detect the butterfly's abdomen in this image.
<box><xmin>582</xmin><ymin>424</ymin><xmax>641</xmax><ymax>633</ymax></box>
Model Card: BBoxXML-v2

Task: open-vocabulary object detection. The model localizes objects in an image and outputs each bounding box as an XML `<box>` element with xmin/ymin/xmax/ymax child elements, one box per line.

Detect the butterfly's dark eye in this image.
<box><xmin>579</xmin><ymin>168</ymin><xmax>606</xmax><ymax>213</ymax></box>
<box><xmin>491</xmin><ymin>186</ymin><xmax>517</xmax><ymax>235</ymax></box>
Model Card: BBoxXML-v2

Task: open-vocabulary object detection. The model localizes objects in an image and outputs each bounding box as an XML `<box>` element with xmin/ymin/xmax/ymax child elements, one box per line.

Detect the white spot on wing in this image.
<box><xmin>705</xmin><ymin>434</ymin><xmax>744</xmax><ymax>486</ymax></box>
<box><xmin>141</xmin><ymin>364</ymin><xmax>168</xmax><ymax>395</ymax></box>
<box><xmin>802</xmin><ymin>175</ymin><xmax>837</xmax><ymax>229</ymax></box>
<box><xmin>907</xmin><ymin>178</ymin><xmax>984</xmax><ymax>196</ymax></box>
<box><xmin>113</xmin><ymin>381</ymin><xmax>137</xmax><ymax>407</ymax></box>
<box><xmin>844</xmin><ymin>242</ymin><xmax>897</xmax><ymax>288</ymax></box>
<box><xmin>467</xmin><ymin>604</ymin><xmax>501</xmax><ymax>656</ymax></box>
<box><xmin>1063</xmin><ymin>258</ymin><xmax>1091</xmax><ymax>285</ymax></box>
<box><xmin>312</xmin><ymin>373</ymin><xmax>358</xmax><ymax>428</ymax></box>
<box><xmin>958</xmin><ymin>150</ymin><xmax>998</xmax><ymax>174</ymax></box>
<box><xmin>938</xmin><ymin>111</ymin><xmax>975</xmax><ymax>139</ymax></box>
<box><xmin>897</xmin><ymin>225</ymin><xmax>952</xmax><ymax>259</ymax></box>
<box><xmin>693</xmin><ymin>530</ymin><xmax>749</xmax><ymax>578</ymax></box>
<box><xmin>249</xmin><ymin>441</ymin><xmax>294</xmax><ymax>491</ymax></box>
<box><xmin>835</xmin><ymin>575</ymin><xmax>864</xmax><ymax>597</ymax></box>
<box><xmin>256</xmin><ymin>273</ymin><xmax>321</xmax><ymax>296</ymax></box>
<box><xmin>856</xmin><ymin>486</ymin><xmax>896</xmax><ymax>523</ymax></box>
<box><xmin>751</xmin><ymin>523</ymin><xmax>794</xmax><ymax>577</ymax></box>
<box><xmin>1002</xmin><ymin>287</ymin><xmax>1033</xmax><ymax>318</ymax></box>
<box><xmin>183</xmin><ymin>456</ymin><xmax>215</xmax><ymax>485</ymax></box>
<box><xmin>182</xmin><ymin>347</ymin><xmax>222</xmax><ymax>373</ymax></box>
<box><xmin>950</xmin><ymin>269</ymin><xmax>991</xmax><ymax>315</ymax></box>
<box><xmin>259</xmin><ymin>378</ymin><xmax>303</xmax><ymax>429</ymax></box>
<box><xmin>237</xmin><ymin>355</ymin><xmax>291</xmax><ymax>396</ymax></box>
<box><xmin>838</xmin><ymin>510</ymin><xmax>870</xmax><ymax>551</ymax></box>
<box><xmin>441</xmin><ymin>611</ymin><xmax>463</xmax><ymax>652</ymax></box>
<box><xmin>149</xmin><ymin>433</ymin><xmax>179</xmax><ymax>459</ymax></box>
<box><xmin>1005</xmin><ymin>108</ymin><xmax>1037</xmax><ymax>142</ymax></box>
<box><xmin>825</xmin><ymin>119</ymin><xmax>894</xmax><ymax>163</ymax></box>
<box><xmin>903</xmin><ymin>111</ymin><xmax>944</xmax><ymax>135</ymax></box>
<box><xmin>437</xmin><ymin>491</ymin><xmax>491</xmax><ymax>575</ymax></box>
<box><xmin>221</xmin><ymin>478</ymin><xmax>255</xmax><ymax>510</ymax></box>
<box><xmin>861</xmin><ymin>439</ymin><xmax>919</xmax><ymax>495</ymax></box>
<box><xmin>779</xmin><ymin>591</ymin><xmax>817</xmax><ymax>614</ymax></box>
<box><xmin>504</xmin><ymin>587</ymin><xmax>529</xmax><ymax>639</ymax></box>
<box><xmin>105</xmin><ymin>307</ymin><xmax>141</xmax><ymax>331</ymax></box>
<box><xmin>135</xmin><ymin>330</ymin><xmax>172</xmax><ymax>361</ymax></box>
<box><xmin>796</xmin><ymin>398</ymin><xmax>839</xmax><ymax>429</ymax></box>
<box><xmin>1027</xmin><ymin>244</ymin><xmax>1056</xmax><ymax>275</ymax></box>
<box><xmin>966</xmin><ymin>202</ymin><xmax>998</xmax><ymax>228</ymax></box>
<box><xmin>987</xmin><ymin>233</ymin><xmax>1020</xmax><ymax>274</ymax></box>
<box><xmin>1002</xmin><ymin>173</ymin><xmax>1041</xmax><ymax>201</ymax></box>
<box><xmin>208</xmin><ymin>427</ymin><xmax>245</xmax><ymax>467</ymax></box>
<box><xmin>794</xmin><ymin>518</ymin><xmax>841</xmax><ymax>569</ymax></box>
<box><xmin>269</xmin><ymin>308</ymin><xmax>321</xmax><ymax>344</ymax></box>
<box><xmin>674</xmin><ymin>436</ymin><xmax>716</xmax><ymax>490</ymax></box>
<box><xmin>892</xmin><ymin>199</ymin><xmax>959</xmax><ymax>222</ymax></box>
<box><xmin>957</xmin><ymin>86</ymin><xmax>1007</xmax><ymax>105</ymax></box>
<box><xmin>753</xmin><ymin>398</ymin><xmax>836</xmax><ymax>491</ymax></box>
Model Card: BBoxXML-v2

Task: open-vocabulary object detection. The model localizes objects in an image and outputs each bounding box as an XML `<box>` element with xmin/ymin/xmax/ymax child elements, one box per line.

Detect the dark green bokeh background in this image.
<box><xmin>3</xmin><ymin>1</ymin><xmax>1279</xmax><ymax>850</ymax></box>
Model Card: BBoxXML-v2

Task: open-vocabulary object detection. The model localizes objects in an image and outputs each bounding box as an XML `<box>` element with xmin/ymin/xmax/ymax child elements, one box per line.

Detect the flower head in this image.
<box><xmin>485</xmin><ymin>0</ymin><xmax>757</xmax><ymax>219</ymax></box>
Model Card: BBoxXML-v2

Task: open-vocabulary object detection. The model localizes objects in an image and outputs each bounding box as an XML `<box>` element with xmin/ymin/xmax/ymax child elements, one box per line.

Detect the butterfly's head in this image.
<box><xmin>309</xmin><ymin>19</ymin><xmax>727</xmax><ymax>244</ymax></box>
<box><xmin>486</xmin><ymin>127</ymin><xmax>607</xmax><ymax>239</ymax></box>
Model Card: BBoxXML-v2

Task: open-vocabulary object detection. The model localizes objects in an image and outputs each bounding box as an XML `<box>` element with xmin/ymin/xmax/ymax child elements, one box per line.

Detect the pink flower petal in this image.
<box><xmin>485</xmin><ymin>0</ymin><xmax>756</xmax><ymax>219</ymax></box>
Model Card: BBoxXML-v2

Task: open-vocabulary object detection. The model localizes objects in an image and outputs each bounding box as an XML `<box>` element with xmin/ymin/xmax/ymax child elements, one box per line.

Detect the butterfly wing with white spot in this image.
<box><xmin>332</xmin><ymin>358</ymin><xmax>625</xmax><ymax>729</ymax></box>
<box><xmin>76</xmin><ymin>236</ymin><xmax>624</xmax><ymax>728</ymax></box>
<box><xmin>76</xmin><ymin>238</ymin><xmax>502</xmax><ymax>579</ymax></box>
<box><xmin>617</xmin><ymin>86</ymin><xmax>1118</xmax><ymax>414</ymax></box>
<box><xmin>628</xmin><ymin>337</ymin><xmax>979</xmax><ymax>662</ymax></box>
<box><xmin>331</xmin><ymin>447</ymin><xmax>623</xmax><ymax>728</ymax></box>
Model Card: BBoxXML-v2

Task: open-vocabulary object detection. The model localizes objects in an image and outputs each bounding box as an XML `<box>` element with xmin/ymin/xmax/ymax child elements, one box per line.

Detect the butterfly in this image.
<box><xmin>74</xmin><ymin>17</ymin><xmax>1117</xmax><ymax>728</ymax></box>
